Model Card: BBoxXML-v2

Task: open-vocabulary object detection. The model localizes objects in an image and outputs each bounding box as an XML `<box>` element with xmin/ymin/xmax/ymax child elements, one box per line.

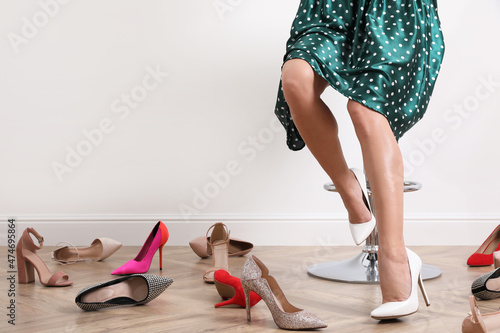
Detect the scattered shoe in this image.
<box><xmin>17</xmin><ymin>228</ymin><xmax>72</xmax><ymax>287</ymax></box>
<box><xmin>494</xmin><ymin>251</ymin><xmax>500</xmax><ymax>269</ymax></box>
<box><xmin>472</xmin><ymin>267</ymin><xmax>500</xmax><ymax>300</ymax></box>
<box><xmin>467</xmin><ymin>224</ymin><xmax>500</xmax><ymax>266</ymax></box>
<box><xmin>213</xmin><ymin>269</ymin><xmax>261</xmax><ymax>308</ymax></box>
<box><xmin>111</xmin><ymin>221</ymin><xmax>169</xmax><ymax>275</ymax></box>
<box><xmin>75</xmin><ymin>274</ymin><xmax>173</xmax><ymax>311</ymax></box>
<box><xmin>462</xmin><ymin>295</ymin><xmax>500</xmax><ymax>333</ymax></box>
<box><xmin>203</xmin><ymin>223</ymin><xmax>230</xmax><ymax>283</ymax></box>
<box><xmin>189</xmin><ymin>236</ymin><xmax>253</xmax><ymax>258</ymax></box>
<box><xmin>240</xmin><ymin>255</ymin><xmax>327</xmax><ymax>330</ymax></box>
<box><xmin>51</xmin><ymin>238</ymin><xmax>122</xmax><ymax>264</ymax></box>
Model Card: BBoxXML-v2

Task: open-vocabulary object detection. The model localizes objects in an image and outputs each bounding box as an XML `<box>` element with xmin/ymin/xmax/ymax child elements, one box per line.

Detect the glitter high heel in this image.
<box><xmin>472</xmin><ymin>267</ymin><xmax>500</xmax><ymax>300</ymax></box>
<box><xmin>75</xmin><ymin>274</ymin><xmax>173</xmax><ymax>311</ymax></box>
<box><xmin>240</xmin><ymin>255</ymin><xmax>327</xmax><ymax>330</ymax></box>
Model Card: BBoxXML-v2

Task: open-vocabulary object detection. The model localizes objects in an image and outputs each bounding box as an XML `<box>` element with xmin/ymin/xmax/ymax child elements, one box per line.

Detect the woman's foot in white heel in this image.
<box><xmin>371</xmin><ymin>248</ymin><xmax>430</xmax><ymax>320</ymax></box>
<box><xmin>348</xmin><ymin>168</ymin><xmax>376</xmax><ymax>245</ymax></box>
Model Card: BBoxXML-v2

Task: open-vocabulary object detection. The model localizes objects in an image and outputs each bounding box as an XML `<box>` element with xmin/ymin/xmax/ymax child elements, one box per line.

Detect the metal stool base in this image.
<box><xmin>307</xmin><ymin>252</ymin><xmax>442</xmax><ymax>284</ymax></box>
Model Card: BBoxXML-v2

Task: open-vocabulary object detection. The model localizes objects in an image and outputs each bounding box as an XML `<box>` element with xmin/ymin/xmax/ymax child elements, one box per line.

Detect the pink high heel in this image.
<box><xmin>111</xmin><ymin>221</ymin><xmax>169</xmax><ymax>275</ymax></box>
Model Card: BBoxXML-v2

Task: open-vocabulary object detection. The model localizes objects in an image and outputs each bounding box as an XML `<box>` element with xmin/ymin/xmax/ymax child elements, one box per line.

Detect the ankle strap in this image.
<box><xmin>206</xmin><ymin>222</ymin><xmax>230</xmax><ymax>245</ymax></box>
<box><xmin>24</xmin><ymin>228</ymin><xmax>44</xmax><ymax>250</ymax></box>
<box><xmin>51</xmin><ymin>241</ymin><xmax>79</xmax><ymax>264</ymax></box>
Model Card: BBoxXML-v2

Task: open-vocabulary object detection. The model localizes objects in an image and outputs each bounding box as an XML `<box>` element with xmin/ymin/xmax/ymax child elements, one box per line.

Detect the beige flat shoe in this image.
<box><xmin>189</xmin><ymin>236</ymin><xmax>253</xmax><ymax>258</ymax></box>
<box><xmin>52</xmin><ymin>238</ymin><xmax>122</xmax><ymax>264</ymax></box>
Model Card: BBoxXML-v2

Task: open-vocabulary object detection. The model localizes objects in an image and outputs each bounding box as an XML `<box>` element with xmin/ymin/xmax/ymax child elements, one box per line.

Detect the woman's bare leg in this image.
<box><xmin>347</xmin><ymin>99</ymin><xmax>410</xmax><ymax>303</ymax></box>
<box><xmin>281</xmin><ymin>59</ymin><xmax>371</xmax><ymax>224</ymax></box>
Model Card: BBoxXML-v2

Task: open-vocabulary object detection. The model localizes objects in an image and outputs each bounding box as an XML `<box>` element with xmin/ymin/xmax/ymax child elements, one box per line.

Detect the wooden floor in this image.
<box><xmin>2</xmin><ymin>245</ymin><xmax>499</xmax><ymax>333</ymax></box>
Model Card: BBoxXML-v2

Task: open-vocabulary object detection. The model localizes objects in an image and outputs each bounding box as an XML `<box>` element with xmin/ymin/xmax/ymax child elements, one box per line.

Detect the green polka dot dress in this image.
<box><xmin>275</xmin><ymin>0</ymin><xmax>445</xmax><ymax>150</ymax></box>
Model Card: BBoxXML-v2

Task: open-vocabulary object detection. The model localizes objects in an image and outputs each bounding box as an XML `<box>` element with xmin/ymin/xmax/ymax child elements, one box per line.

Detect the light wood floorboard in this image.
<box><xmin>2</xmin><ymin>245</ymin><xmax>499</xmax><ymax>332</ymax></box>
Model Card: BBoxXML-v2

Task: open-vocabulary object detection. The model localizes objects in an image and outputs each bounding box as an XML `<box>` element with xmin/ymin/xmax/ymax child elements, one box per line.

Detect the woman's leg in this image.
<box><xmin>281</xmin><ymin>59</ymin><xmax>371</xmax><ymax>224</ymax></box>
<box><xmin>347</xmin><ymin>99</ymin><xmax>410</xmax><ymax>303</ymax></box>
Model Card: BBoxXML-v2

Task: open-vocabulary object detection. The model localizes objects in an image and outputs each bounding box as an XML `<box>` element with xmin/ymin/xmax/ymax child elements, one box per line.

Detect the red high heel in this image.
<box><xmin>468</xmin><ymin>224</ymin><xmax>500</xmax><ymax>266</ymax></box>
<box><xmin>111</xmin><ymin>221</ymin><xmax>169</xmax><ymax>275</ymax></box>
<box><xmin>214</xmin><ymin>269</ymin><xmax>261</xmax><ymax>308</ymax></box>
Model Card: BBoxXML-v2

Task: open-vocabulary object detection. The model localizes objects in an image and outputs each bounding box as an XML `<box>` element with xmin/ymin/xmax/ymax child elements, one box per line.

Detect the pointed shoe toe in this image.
<box><xmin>189</xmin><ymin>236</ymin><xmax>210</xmax><ymax>258</ymax></box>
<box><xmin>96</xmin><ymin>238</ymin><xmax>122</xmax><ymax>261</ymax></box>
<box><xmin>349</xmin><ymin>219</ymin><xmax>376</xmax><ymax>246</ymax></box>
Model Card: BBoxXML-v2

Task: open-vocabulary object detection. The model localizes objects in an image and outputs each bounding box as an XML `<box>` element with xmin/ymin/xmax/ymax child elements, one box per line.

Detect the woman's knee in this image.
<box><xmin>281</xmin><ymin>59</ymin><xmax>319</xmax><ymax>105</ymax></box>
<box><xmin>347</xmin><ymin>100</ymin><xmax>387</xmax><ymax>139</ymax></box>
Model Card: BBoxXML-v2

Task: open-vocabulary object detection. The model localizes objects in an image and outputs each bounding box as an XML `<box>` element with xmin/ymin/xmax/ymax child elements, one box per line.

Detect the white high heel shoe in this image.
<box><xmin>349</xmin><ymin>168</ymin><xmax>376</xmax><ymax>245</ymax></box>
<box><xmin>370</xmin><ymin>248</ymin><xmax>430</xmax><ymax>320</ymax></box>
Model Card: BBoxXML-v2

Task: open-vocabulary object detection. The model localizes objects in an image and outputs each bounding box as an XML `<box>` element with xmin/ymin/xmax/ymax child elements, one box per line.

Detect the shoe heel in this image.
<box><xmin>16</xmin><ymin>238</ymin><xmax>35</xmax><ymax>284</ymax></box>
<box><xmin>418</xmin><ymin>274</ymin><xmax>430</xmax><ymax>306</ymax></box>
<box><xmin>158</xmin><ymin>221</ymin><xmax>169</xmax><ymax>271</ymax></box>
<box><xmin>215</xmin><ymin>298</ymin><xmax>237</xmax><ymax>308</ymax></box>
<box><xmin>241</xmin><ymin>281</ymin><xmax>252</xmax><ymax>322</ymax></box>
<box><xmin>17</xmin><ymin>257</ymin><xmax>35</xmax><ymax>284</ymax></box>
<box><xmin>159</xmin><ymin>244</ymin><xmax>165</xmax><ymax>270</ymax></box>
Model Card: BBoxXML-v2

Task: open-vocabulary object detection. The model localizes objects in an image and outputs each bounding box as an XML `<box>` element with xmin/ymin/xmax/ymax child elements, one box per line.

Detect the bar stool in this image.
<box><xmin>307</xmin><ymin>179</ymin><xmax>442</xmax><ymax>283</ymax></box>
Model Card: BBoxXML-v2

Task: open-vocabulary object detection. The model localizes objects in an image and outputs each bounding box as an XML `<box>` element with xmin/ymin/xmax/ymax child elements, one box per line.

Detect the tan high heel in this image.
<box><xmin>189</xmin><ymin>236</ymin><xmax>253</xmax><ymax>258</ymax></box>
<box><xmin>240</xmin><ymin>255</ymin><xmax>327</xmax><ymax>330</ymax></box>
<box><xmin>17</xmin><ymin>228</ymin><xmax>73</xmax><ymax>287</ymax></box>
<box><xmin>203</xmin><ymin>223</ymin><xmax>230</xmax><ymax>283</ymax></box>
<box><xmin>494</xmin><ymin>251</ymin><xmax>500</xmax><ymax>269</ymax></box>
<box><xmin>462</xmin><ymin>295</ymin><xmax>500</xmax><ymax>333</ymax></box>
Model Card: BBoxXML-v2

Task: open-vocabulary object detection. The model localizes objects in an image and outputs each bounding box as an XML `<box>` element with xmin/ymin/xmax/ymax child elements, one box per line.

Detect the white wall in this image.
<box><xmin>1</xmin><ymin>1</ymin><xmax>499</xmax><ymax>246</ymax></box>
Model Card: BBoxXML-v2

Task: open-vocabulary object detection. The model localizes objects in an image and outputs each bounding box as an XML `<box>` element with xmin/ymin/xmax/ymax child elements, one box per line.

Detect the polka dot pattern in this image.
<box><xmin>275</xmin><ymin>0</ymin><xmax>445</xmax><ymax>150</ymax></box>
